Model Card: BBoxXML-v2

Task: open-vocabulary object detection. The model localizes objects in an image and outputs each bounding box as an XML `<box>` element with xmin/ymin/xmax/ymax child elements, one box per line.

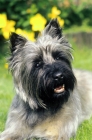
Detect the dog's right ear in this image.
<box><xmin>10</xmin><ymin>33</ymin><xmax>27</xmax><ymax>53</ymax></box>
<box><xmin>43</xmin><ymin>18</ymin><xmax>62</xmax><ymax>39</ymax></box>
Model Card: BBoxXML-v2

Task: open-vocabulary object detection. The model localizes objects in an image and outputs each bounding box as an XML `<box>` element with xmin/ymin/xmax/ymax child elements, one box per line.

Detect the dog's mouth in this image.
<box><xmin>54</xmin><ymin>84</ymin><xmax>65</xmax><ymax>94</ymax></box>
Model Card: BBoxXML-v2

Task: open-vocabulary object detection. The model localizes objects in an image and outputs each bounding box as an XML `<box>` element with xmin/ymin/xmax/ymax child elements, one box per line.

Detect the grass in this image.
<box><xmin>0</xmin><ymin>44</ymin><xmax>92</xmax><ymax>139</ymax></box>
<box><xmin>0</xmin><ymin>54</ymin><xmax>13</xmax><ymax>132</ymax></box>
<box><xmin>64</xmin><ymin>22</ymin><xmax>92</xmax><ymax>34</ymax></box>
<box><xmin>72</xmin><ymin>44</ymin><xmax>92</xmax><ymax>71</ymax></box>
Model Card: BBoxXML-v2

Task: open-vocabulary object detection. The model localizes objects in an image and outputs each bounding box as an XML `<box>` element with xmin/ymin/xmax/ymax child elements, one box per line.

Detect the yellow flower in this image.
<box><xmin>16</xmin><ymin>28</ymin><xmax>35</xmax><ymax>41</ymax></box>
<box><xmin>27</xmin><ymin>32</ymin><xmax>35</xmax><ymax>41</ymax></box>
<box><xmin>57</xmin><ymin>17</ymin><xmax>64</xmax><ymax>27</ymax></box>
<box><xmin>2</xmin><ymin>20</ymin><xmax>16</xmax><ymax>39</ymax></box>
<box><xmin>30</xmin><ymin>13</ymin><xmax>47</xmax><ymax>31</ymax></box>
<box><xmin>48</xmin><ymin>6</ymin><xmax>61</xmax><ymax>19</ymax></box>
<box><xmin>4</xmin><ymin>63</ymin><xmax>9</xmax><ymax>69</ymax></box>
<box><xmin>0</xmin><ymin>13</ymin><xmax>7</xmax><ymax>28</ymax></box>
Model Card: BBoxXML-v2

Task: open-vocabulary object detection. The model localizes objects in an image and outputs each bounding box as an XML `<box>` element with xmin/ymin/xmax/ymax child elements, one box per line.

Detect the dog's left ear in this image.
<box><xmin>43</xmin><ymin>18</ymin><xmax>62</xmax><ymax>39</ymax></box>
<box><xmin>10</xmin><ymin>33</ymin><xmax>27</xmax><ymax>53</ymax></box>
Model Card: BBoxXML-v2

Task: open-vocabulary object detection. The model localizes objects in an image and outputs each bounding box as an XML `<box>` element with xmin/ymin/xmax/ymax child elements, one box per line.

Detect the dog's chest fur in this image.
<box><xmin>29</xmin><ymin>92</ymin><xmax>80</xmax><ymax>139</ymax></box>
<box><xmin>33</xmin><ymin>111</ymin><xmax>63</xmax><ymax>138</ymax></box>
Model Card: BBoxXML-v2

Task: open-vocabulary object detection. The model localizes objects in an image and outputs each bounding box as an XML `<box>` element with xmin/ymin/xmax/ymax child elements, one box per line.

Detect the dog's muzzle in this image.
<box><xmin>53</xmin><ymin>72</ymin><xmax>65</xmax><ymax>94</ymax></box>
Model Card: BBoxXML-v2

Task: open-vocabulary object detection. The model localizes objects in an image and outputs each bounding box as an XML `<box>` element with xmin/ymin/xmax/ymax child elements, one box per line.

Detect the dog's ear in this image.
<box><xmin>10</xmin><ymin>33</ymin><xmax>27</xmax><ymax>53</ymax></box>
<box><xmin>43</xmin><ymin>18</ymin><xmax>62</xmax><ymax>39</ymax></box>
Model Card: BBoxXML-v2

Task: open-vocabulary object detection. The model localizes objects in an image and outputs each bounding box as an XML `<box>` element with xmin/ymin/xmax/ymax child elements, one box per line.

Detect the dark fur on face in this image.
<box><xmin>9</xmin><ymin>19</ymin><xmax>76</xmax><ymax>111</ymax></box>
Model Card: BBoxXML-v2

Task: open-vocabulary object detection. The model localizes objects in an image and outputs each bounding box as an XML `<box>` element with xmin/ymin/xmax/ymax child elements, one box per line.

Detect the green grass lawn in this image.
<box><xmin>0</xmin><ymin>44</ymin><xmax>92</xmax><ymax>139</ymax></box>
<box><xmin>0</xmin><ymin>54</ymin><xmax>13</xmax><ymax>132</ymax></box>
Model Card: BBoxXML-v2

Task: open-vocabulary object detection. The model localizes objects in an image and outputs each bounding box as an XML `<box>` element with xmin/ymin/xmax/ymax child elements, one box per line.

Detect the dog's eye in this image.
<box><xmin>55</xmin><ymin>55</ymin><xmax>62</xmax><ymax>61</ymax></box>
<box><xmin>52</xmin><ymin>51</ymin><xmax>62</xmax><ymax>61</ymax></box>
<box><xmin>35</xmin><ymin>61</ymin><xmax>42</xmax><ymax>68</ymax></box>
<box><xmin>55</xmin><ymin>56</ymin><xmax>61</xmax><ymax>60</ymax></box>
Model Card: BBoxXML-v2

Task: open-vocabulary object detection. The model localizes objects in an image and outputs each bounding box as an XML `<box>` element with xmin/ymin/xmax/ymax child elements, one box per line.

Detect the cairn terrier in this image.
<box><xmin>0</xmin><ymin>19</ymin><xmax>92</xmax><ymax>140</ymax></box>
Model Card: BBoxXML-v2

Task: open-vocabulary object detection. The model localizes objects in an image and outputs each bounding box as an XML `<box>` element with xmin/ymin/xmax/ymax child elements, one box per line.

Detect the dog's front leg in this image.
<box><xmin>0</xmin><ymin>128</ymin><xmax>28</xmax><ymax>140</ymax></box>
<box><xmin>0</xmin><ymin>129</ymin><xmax>23</xmax><ymax>140</ymax></box>
<box><xmin>53</xmin><ymin>137</ymin><xmax>69</xmax><ymax>140</ymax></box>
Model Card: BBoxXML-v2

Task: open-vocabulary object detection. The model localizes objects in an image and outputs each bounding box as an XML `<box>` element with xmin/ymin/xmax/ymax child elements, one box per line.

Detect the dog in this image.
<box><xmin>0</xmin><ymin>19</ymin><xmax>92</xmax><ymax>140</ymax></box>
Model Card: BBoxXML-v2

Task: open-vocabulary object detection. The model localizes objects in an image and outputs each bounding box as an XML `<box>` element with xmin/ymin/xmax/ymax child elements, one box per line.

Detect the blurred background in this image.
<box><xmin>0</xmin><ymin>0</ymin><xmax>92</xmax><ymax>139</ymax></box>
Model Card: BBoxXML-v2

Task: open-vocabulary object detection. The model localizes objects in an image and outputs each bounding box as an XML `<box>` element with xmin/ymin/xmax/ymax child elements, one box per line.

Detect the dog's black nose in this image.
<box><xmin>53</xmin><ymin>72</ymin><xmax>63</xmax><ymax>81</ymax></box>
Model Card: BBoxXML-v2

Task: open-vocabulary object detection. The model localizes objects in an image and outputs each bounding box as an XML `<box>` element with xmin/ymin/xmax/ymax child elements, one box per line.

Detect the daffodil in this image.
<box><xmin>0</xmin><ymin>13</ymin><xmax>7</xmax><ymax>28</ymax></box>
<box><xmin>27</xmin><ymin>32</ymin><xmax>35</xmax><ymax>41</ymax></box>
<box><xmin>4</xmin><ymin>63</ymin><xmax>9</xmax><ymax>69</ymax></box>
<box><xmin>48</xmin><ymin>6</ymin><xmax>61</xmax><ymax>19</ymax></box>
<box><xmin>2</xmin><ymin>20</ymin><xmax>16</xmax><ymax>39</ymax></box>
<box><xmin>57</xmin><ymin>16</ymin><xmax>64</xmax><ymax>27</ymax></box>
<box><xmin>30</xmin><ymin>13</ymin><xmax>47</xmax><ymax>31</ymax></box>
<box><xmin>16</xmin><ymin>28</ymin><xmax>35</xmax><ymax>41</ymax></box>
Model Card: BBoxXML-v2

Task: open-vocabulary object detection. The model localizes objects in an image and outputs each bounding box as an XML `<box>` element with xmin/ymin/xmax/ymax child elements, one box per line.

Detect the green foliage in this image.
<box><xmin>59</xmin><ymin>1</ymin><xmax>92</xmax><ymax>28</ymax></box>
<box><xmin>0</xmin><ymin>0</ymin><xmax>92</xmax><ymax>45</ymax></box>
<box><xmin>0</xmin><ymin>0</ymin><xmax>92</xmax><ymax>31</ymax></box>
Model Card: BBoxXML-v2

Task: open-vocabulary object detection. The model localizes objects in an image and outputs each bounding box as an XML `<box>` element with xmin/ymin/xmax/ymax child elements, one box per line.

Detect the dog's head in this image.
<box><xmin>9</xmin><ymin>19</ymin><xmax>76</xmax><ymax>110</ymax></box>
